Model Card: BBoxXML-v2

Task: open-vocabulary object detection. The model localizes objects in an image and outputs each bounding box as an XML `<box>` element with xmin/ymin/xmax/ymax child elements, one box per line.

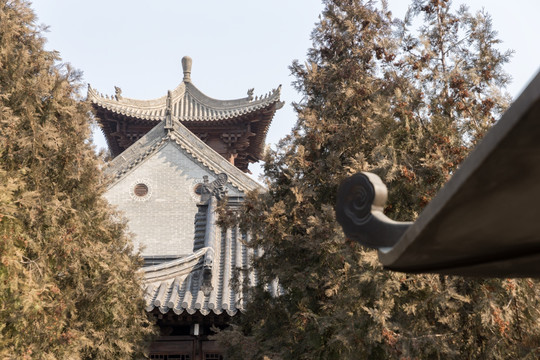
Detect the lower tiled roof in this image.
<box><xmin>141</xmin><ymin>198</ymin><xmax>281</xmax><ymax>316</ymax></box>
<box><xmin>143</xmin><ymin>230</ymin><xmax>251</xmax><ymax>316</ymax></box>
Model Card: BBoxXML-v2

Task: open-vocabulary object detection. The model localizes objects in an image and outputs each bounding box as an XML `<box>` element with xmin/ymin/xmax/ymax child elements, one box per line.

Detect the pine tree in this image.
<box><xmin>216</xmin><ymin>0</ymin><xmax>540</xmax><ymax>359</ymax></box>
<box><xmin>0</xmin><ymin>1</ymin><xmax>155</xmax><ymax>358</ymax></box>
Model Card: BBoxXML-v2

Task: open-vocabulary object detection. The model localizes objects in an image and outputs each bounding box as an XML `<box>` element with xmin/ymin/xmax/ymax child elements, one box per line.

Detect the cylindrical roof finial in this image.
<box><xmin>182</xmin><ymin>56</ymin><xmax>192</xmax><ymax>82</ymax></box>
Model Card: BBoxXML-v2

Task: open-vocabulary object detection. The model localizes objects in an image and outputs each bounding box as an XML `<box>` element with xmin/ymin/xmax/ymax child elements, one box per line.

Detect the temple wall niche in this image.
<box><xmin>104</xmin><ymin>142</ymin><xmax>241</xmax><ymax>257</ymax></box>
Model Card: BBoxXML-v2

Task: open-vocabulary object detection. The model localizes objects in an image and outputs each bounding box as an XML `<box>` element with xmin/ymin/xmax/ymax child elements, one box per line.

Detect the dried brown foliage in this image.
<box><xmin>215</xmin><ymin>1</ymin><xmax>540</xmax><ymax>359</ymax></box>
<box><xmin>0</xmin><ymin>1</ymin><xmax>156</xmax><ymax>358</ymax></box>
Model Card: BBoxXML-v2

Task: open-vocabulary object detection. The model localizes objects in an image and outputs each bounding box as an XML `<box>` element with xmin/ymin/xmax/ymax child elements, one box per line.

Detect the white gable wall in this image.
<box><xmin>105</xmin><ymin>141</ymin><xmax>242</xmax><ymax>257</ymax></box>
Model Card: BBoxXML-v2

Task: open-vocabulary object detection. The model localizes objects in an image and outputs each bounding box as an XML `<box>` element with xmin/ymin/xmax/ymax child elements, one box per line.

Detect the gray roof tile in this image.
<box><xmin>142</xmin><ymin>224</ymin><xmax>253</xmax><ymax>316</ymax></box>
<box><xmin>87</xmin><ymin>82</ymin><xmax>283</xmax><ymax>123</ymax></box>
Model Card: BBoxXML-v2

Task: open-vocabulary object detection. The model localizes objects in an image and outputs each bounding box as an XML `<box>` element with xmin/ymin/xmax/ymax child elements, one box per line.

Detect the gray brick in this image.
<box><xmin>105</xmin><ymin>142</ymin><xmax>242</xmax><ymax>257</ymax></box>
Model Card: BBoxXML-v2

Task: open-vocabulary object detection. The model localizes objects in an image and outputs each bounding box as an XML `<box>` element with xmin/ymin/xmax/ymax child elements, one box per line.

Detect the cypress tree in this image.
<box><xmin>216</xmin><ymin>0</ymin><xmax>540</xmax><ymax>359</ymax></box>
<box><xmin>0</xmin><ymin>1</ymin><xmax>155</xmax><ymax>358</ymax></box>
<box><xmin>383</xmin><ymin>0</ymin><xmax>514</xmax><ymax>220</ymax></box>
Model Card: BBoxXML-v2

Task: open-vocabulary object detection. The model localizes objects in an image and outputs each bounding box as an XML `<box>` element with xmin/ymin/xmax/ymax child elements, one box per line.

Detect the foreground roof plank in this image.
<box><xmin>337</xmin><ymin>71</ymin><xmax>540</xmax><ymax>277</ymax></box>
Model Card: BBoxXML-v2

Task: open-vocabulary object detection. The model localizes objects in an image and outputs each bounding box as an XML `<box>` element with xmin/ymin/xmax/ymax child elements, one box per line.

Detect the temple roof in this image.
<box><xmin>88</xmin><ymin>56</ymin><xmax>284</xmax><ymax>171</ymax></box>
<box><xmin>103</xmin><ymin>104</ymin><xmax>275</xmax><ymax>315</ymax></box>
<box><xmin>142</xmin><ymin>229</ymin><xmax>258</xmax><ymax>316</ymax></box>
<box><xmin>88</xmin><ymin>81</ymin><xmax>282</xmax><ymax>123</ymax></box>
<box><xmin>104</xmin><ymin>117</ymin><xmax>262</xmax><ymax>193</ymax></box>
<box><xmin>142</xmin><ymin>238</ymin><xmax>282</xmax><ymax>316</ymax></box>
<box><xmin>142</xmin><ymin>197</ymin><xmax>281</xmax><ymax>316</ymax></box>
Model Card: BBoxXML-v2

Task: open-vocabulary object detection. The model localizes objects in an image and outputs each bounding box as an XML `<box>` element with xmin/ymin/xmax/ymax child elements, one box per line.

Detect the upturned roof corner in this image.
<box><xmin>87</xmin><ymin>56</ymin><xmax>283</xmax><ymax>172</ymax></box>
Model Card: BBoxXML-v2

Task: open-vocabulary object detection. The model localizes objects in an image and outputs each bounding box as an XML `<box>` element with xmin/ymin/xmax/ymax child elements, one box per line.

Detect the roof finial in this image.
<box><xmin>182</xmin><ymin>56</ymin><xmax>192</xmax><ymax>82</ymax></box>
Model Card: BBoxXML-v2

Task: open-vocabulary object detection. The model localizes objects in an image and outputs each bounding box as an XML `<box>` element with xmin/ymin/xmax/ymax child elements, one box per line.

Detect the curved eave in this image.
<box><xmin>143</xmin><ymin>248</ymin><xmax>208</xmax><ymax>283</ymax></box>
<box><xmin>88</xmin><ymin>85</ymin><xmax>167</xmax><ymax>121</ymax></box>
<box><xmin>93</xmin><ymin>107</ymin><xmax>159</xmax><ymax>157</ymax></box>
<box><xmin>87</xmin><ymin>83</ymin><xmax>282</xmax><ymax>122</ymax></box>
<box><xmin>248</xmin><ymin>101</ymin><xmax>284</xmax><ymax>160</ymax></box>
<box><xmin>182</xmin><ymin>100</ymin><xmax>284</xmax><ymax>161</ymax></box>
<box><xmin>141</xmin><ymin>229</ymin><xmax>267</xmax><ymax>316</ymax></box>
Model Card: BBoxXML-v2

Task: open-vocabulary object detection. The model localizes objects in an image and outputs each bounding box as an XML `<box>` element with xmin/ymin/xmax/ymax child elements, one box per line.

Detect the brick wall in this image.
<box><xmin>105</xmin><ymin>142</ymin><xmax>242</xmax><ymax>257</ymax></box>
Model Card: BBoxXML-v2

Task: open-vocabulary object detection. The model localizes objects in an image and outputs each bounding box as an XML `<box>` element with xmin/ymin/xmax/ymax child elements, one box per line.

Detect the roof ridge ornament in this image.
<box><xmin>199</xmin><ymin>173</ymin><xmax>228</xmax><ymax>203</ymax></box>
<box><xmin>182</xmin><ymin>56</ymin><xmax>192</xmax><ymax>82</ymax></box>
<box><xmin>114</xmin><ymin>86</ymin><xmax>123</xmax><ymax>101</ymax></box>
<box><xmin>247</xmin><ymin>88</ymin><xmax>254</xmax><ymax>101</ymax></box>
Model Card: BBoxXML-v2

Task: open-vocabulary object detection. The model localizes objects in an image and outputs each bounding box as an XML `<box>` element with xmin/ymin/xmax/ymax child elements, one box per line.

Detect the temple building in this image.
<box><xmin>88</xmin><ymin>57</ymin><xmax>283</xmax><ymax>359</ymax></box>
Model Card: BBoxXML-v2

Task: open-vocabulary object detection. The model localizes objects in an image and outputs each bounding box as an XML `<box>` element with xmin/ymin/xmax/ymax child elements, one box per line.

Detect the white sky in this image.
<box><xmin>31</xmin><ymin>0</ymin><xmax>540</xmax><ymax>180</ymax></box>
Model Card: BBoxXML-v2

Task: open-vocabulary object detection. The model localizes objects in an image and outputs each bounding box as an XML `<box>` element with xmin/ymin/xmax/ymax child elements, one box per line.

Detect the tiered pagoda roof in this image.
<box><xmin>88</xmin><ymin>56</ymin><xmax>283</xmax><ymax>172</ymax></box>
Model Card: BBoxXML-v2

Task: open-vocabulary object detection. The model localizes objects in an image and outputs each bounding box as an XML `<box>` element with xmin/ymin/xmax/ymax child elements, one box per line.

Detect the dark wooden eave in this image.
<box><xmin>93</xmin><ymin>103</ymin><xmax>280</xmax><ymax>172</ymax></box>
<box><xmin>336</xmin><ymin>71</ymin><xmax>540</xmax><ymax>277</ymax></box>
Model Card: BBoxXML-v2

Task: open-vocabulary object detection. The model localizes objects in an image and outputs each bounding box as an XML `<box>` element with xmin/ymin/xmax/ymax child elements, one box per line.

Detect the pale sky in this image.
<box><xmin>31</xmin><ymin>1</ymin><xmax>540</xmax><ymax>179</ymax></box>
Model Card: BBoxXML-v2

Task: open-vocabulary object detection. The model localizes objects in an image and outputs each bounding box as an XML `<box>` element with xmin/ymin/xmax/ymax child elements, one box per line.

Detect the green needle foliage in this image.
<box><xmin>0</xmin><ymin>1</ymin><xmax>155</xmax><ymax>358</ymax></box>
<box><xmin>216</xmin><ymin>0</ymin><xmax>540</xmax><ymax>359</ymax></box>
